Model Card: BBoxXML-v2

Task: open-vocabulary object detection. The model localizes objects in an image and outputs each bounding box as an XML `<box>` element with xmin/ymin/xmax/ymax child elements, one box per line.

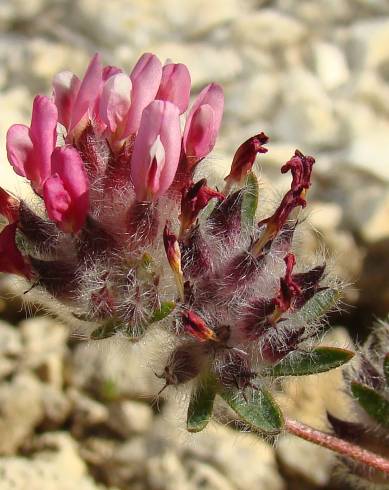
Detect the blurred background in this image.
<box><xmin>0</xmin><ymin>0</ymin><xmax>388</xmax><ymax>488</ymax></box>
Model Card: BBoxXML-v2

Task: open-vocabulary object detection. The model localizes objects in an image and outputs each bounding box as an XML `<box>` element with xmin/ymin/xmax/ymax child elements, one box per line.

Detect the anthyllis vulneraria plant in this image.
<box><xmin>0</xmin><ymin>52</ymin><xmax>388</xmax><ymax>476</ymax></box>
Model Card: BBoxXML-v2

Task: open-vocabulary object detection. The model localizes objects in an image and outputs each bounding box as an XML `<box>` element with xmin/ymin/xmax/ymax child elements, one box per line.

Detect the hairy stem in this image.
<box><xmin>285</xmin><ymin>417</ymin><xmax>389</xmax><ymax>475</ymax></box>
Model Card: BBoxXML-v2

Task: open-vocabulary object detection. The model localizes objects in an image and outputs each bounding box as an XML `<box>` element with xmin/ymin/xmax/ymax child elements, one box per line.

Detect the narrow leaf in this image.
<box><xmin>91</xmin><ymin>322</ymin><xmax>117</xmax><ymax>340</ymax></box>
<box><xmin>187</xmin><ymin>373</ymin><xmax>217</xmax><ymax>432</ymax></box>
<box><xmin>220</xmin><ymin>386</ymin><xmax>284</xmax><ymax>434</ymax></box>
<box><xmin>149</xmin><ymin>301</ymin><xmax>175</xmax><ymax>323</ymax></box>
<box><xmin>298</xmin><ymin>288</ymin><xmax>340</xmax><ymax>324</ymax></box>
<box><xmin>351</xmin><ymin>381</ymin><xmax>389</xmax><ymax>428</ymax></box>
<box><xmin>384</xmin><ymin>354</ymin><xmax>389</xmax><ymax>385</ymax></box>
<box><xmin>263</xmin><ymin>347</ymin><xmax>354</xmax><ymax>377</ymax></box>
<box><xmin>241</xmin><ymin>172</ymin><xmax>259</xmax><ymax>228</ymax></box>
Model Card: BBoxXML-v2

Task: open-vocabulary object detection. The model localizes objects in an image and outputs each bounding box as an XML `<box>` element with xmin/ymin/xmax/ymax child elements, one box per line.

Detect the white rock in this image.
<box><xmin>145</xmin><ymin>42</ymin><xmax>242</xmax><ymax>89</ymax></box>
<box><xmin>20</xmin><ymin>317</ymin><xmax>68</xmax><ymax>387</ymax></box>
<box><xmin>352</xmin><ymin>71</ymin><xmax>389</xmax><ymax>117</ymax></box>
<box><xmin>108</xmin><ymin>400</ymin><xmax>153</xmax><ymax>436</ymax></box>
<box><xmin>41</xmin><ymin>385</ymin><xmax>72</xmax><ymax>428</ymax></box>
<box><xmin>233</xmin><ymin>9</ymin><xmax>306</xmax><ymax>49</ymax></box>
<box><xmin>0</xmin><ymin>432</ymin><xmax>101</xmax><ymax>490</ymax></box>
<box><xmin>68</xmin><ymin>388</ymin><xmax>109</xmax><ymax>430</ymax></box>
<box><xmin>225</xmin><ymin>73</ymin><xmax>280</xmax><ymax>123</ymax></box>
<box><xmin>348</xmin><ymin>18</ymin><xmax>389</xmax><ymax>69</ymax></box>
<box><xmin>188</xmin><ymin>461</ymin><xmax>235</xmax><ymax>490</ymax></box>
<box><xmin>338</xmin><ymin>101</ymin><xmax>389</xmax><ymax>182</ymax></box>
<box><xmin>311</xmin><ymin>42</ymin><xmax>349</xmax><ymax>90</ymax></box>
<box><xmin>0</xmin><ymin>320</ymin><xmax>22</xmax><ymax>357</ymax></box>
<box><xmin>277</xmin><ymin>435</ymin><xmax>334</xmax><ymax>486</ymax></box>
<box><xmin>146</xmin><ymin>452</ymin><xmax>189</xmax><ymax>490</ymax></box>
<box><xmin>157</xmin><ymin>0</ymin><xmax>244</xmax><ymax>37</ymax></box>
<box><xmin>273</xmin><ymin>68</ymin><xmax>343</xmax><ymax>150</ymax></box>
<box><xmin>0</xmin><ymin>373</ymin><xmax>44</xmax><ymax>455</ymax></box>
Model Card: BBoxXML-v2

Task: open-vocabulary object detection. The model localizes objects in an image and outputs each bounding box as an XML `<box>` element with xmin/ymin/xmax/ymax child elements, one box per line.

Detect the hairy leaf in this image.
<box><xmin>298</xmin><ymin>288</ymin><xmax>340</xmax><ymax>324</ymax></box>
<box><xmin>241</xmin><ymin>172</ymin><xmax>259</xmax><ymax>227</ymax></box>
<box><xmin>220</xmin><ymin>386</ymin><xmax>284</xmax><ymax>434</ymax></box>
<box><xmin>351</xmin><ymin>381</ymin><xmax>389</xmax><ymax>428</ymax></box>
<box><xmin>187</xmin><ymin>373</ymin><xmax>217</xmax><ymax>432</ymax></box>
<box><xmin>150</xmin><ymin>301</ymin><xmax>176</xmax><ymax>323</ymax></box>
<box><xmin>264</xmin><ymin>347</ymin><xmax>354</xmax><ymax>377</ymax></box>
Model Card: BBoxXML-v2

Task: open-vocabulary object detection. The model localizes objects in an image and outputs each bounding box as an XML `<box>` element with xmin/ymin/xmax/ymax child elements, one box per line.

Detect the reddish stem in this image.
<box><xmin>285</xmin><ymin>417</ymin><xmax>389</xmax><ymax>475</ymax></box>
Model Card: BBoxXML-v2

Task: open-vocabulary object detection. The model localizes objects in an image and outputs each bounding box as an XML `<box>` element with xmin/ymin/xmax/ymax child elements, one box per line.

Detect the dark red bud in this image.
<box><xmin>181</xmin><ymin>310</ymin><xmax>217</xmax><ymax>342</ymax></box>
<box><xmin>18</xmin><ymin>201</ymin><xmax>59</xmax><ymax>252</ymax></box>
<box><xmin>208</xmin><ymin>190</ymin><xmax>243</xmax><ymax>243</ymax></box>
<box><xmin>0</xmin><ymin>188</ymin><xmax>19</xmax><ymax>223</ymax></box>
<box><xmin>180</xmin><ymin>179</ymin><xmax>224</xmax><ymax>236</ymax></box>
<box><xmin>29</xmin><ymin>256</ymin><xmax>78</xmax><ymax>298</ymax></box>
<box><xmin>217</xmin><ymin>350</ymin><xmax>256</xmax><ymax>391</ymax></box>
<box><xmin>275</xmin><ymin>253</ymin><xmax>302</xmax><ymax>313</ymax></box>
<box><xmin>241</xmin><ymin>297</ymin><xmax>276</xmax><ymax>340</ymax></box>
<box><xmin>281</xmin><ymin>149</ymin><xmax>315</xmax><ymax>195</ymax></box>
<box><xmin>180</xmin><ymin>225</ymin><xmax>213</xmax><ymax>279</ymax></box>
<box><xmin>292</xmin><ymin>264</ymin><xmax>325</xmax><ymax>309</ymax></box>
<box><xmin>261</xmin><ymin>327</ymin><xmax>305</xmax><ymax>363</ymax></box>
<box><xmin>225</xmin><ymin>132</ymin><xmax>268</xmax><ymax>186</ymax></box>
<box><xmin>0</xmin><ymin>223</ymin><xmax>32</xmax><ymax>279</ymax></box>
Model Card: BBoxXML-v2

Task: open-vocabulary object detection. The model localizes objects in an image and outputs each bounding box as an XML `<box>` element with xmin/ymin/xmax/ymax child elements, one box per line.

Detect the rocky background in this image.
<box><xmin>0</xmin><ymin>0</ymin><xmax>388</xmax><ymax>488</ymax></box>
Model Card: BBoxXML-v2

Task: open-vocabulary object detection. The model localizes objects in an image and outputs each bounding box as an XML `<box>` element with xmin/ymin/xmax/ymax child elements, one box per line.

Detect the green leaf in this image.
<box><xmin>263</xmin><ymin>347</ymin><xmax>354</xmax><ymax>377</ymax></box>
<box><xmin>351</xmin><ymin>381</ymin><xmax>389</xmax><ymax>428</ymax></box>
<box><xmin>383</xmin><ymin>354</ymin><xmax>389</xmax><ymax>385</ymax></box>
<box><xmin>149</xmin><ymin>301</ymin><xmax>176</xmax><ymax>323</ymax></box>
<box><xmin>241</xmin><ymin>172</ymin><xmax>259</xmax><ymax>228</ymax></box>
<box><xmin>219</xmin><ymin>386</ymin><xmax>284</xmax><ymax>434</ymax></box>
<box><xmin>187</xmin><ymin>373</ymin><xmax>217</xmax><ymax>432</ymax></box>
<box><xmin>90</xmin><ymin>321</ymin><xmax>117</xmax><ymax>340</ymax></box>
<box><xmin>298</xmin><ymin>288</ymin><xmax>340</xmax><ymax>324</ymax></box>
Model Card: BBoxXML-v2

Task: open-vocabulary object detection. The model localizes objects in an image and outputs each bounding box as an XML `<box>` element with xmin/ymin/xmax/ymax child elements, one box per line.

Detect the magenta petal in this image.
<box><xmin>53</xmin><ymin>70</ymin><xmax>81</xmax><ymax>130</ymax></box>
<box><xmin>131</xmin><ymin>100</ymin><xmax>181</xmax><ymax>201</ymax></box>
<box><xmin>103</xmin><ymin>65</ymin><xmax>123</xmax><ymax>80</ymax></box>
<box><xmin>6</xmin><ymin>124</ymin><xmax>33</xmax><ymax>178</ymax></box>
<box><xmin>69</xmin><ymin>53</ymin><xmax>103</xmax><ymax>133</ymax></box>
<box><xmin>28</xmin><ymin>95</ymin><xmax>58</xmax><ymax>188</ymax></box>
<box><xmin>0</xmin><ymin>223</ymin><xmax>31</xmax><ymax>279</ymax></box>
<box><xmin>183</xmin><ymin>83</ymin><xmax>224</xmax><ymax>159</ymax></box>
<box><xmin>44</xmin><ymin>146</ymin><xmax>89</xmax><ymax>233</ymax></box>
<box><xmin>183</xmin><ymin>104</ymin><xmax>215</xmax><ymax>159</ymax></box>
<box><xmin>99</xmin><ymin>73</ymin><xmax>132</xmax><ymax>134</ymax></box>
<box><xmin>6</xmin><ymin>95</ymin><xmax>58</xmax><ymax>194</ymax></box>
<box><xmin>156</xmin><ymin>63</ymin><xmax>191</xmax><ymax>114</ymax></box>
<box><xmin>125</xmin><ymin>53</ymin><xmax>163</xmax><ymax>136</ymax></box>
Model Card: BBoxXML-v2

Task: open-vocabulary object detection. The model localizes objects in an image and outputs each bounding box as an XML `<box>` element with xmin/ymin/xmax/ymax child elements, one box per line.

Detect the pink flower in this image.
<box><xmin>43</xmin><ymin>146</ymin><xmax>89</xmax><ymax>233</ymax></box>
<box><xmin>130</xmin><ymin>100</ymin><xmax>181</xmax><ymax>201</ymax></box>
<box><xmin>0</xmin><ymin>223</ymin><xmax>32</xmax><ymax>279</ymax></box>
<box><xmin>53</xmin><ymin>53</ymin><xmax>103</xmax><ymax>139</ymax></box>
<box><xmin>119</xmin><ymin>53</ymin><xmax>163</xmax><ymax>138</ymax></box>
<box><xmin>6</xmin><ymin>95</ymin><xmax>58</xmax><ymax>194</ymax></box>
<box><xmin>183</xmin><ymin>83</ymin><xmax>224</xmax><ymax>165</ymax></box>
<box><xmin>99</xmin><ymin>72</ymin><xmax>132</xmax><ymax>144</ymax></box>
<box><xmin>156</xmin><ymin>63</ymin><xmax>191</xmax><ymax>114</ymax></box>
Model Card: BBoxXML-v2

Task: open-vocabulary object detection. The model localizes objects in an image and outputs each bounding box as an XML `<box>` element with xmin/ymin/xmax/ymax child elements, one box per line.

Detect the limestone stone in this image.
<box><xmin>108</xmin><ymin>400</ymin><xmax>153</xmax><ymax>436</ymax></box>
<box><xmin>232</xmin><ymin>9</ymin><xmax>307</xmax><ymax>49</ymax></box>
<box><xmin>348</xmin><ymin>18</ymin><xmax>389</xmax><ymax>69</ymax></box>
<box><xmin>310</xmin><ymin>42</ymin><xmax>350</xmax><ymax>90</ymax></box>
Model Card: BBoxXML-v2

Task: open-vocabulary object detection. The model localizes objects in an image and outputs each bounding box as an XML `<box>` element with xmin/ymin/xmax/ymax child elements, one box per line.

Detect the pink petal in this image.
<box><xmin>156</xmin><ymin>63</ymin><xmax>191</xmax><ymax>114</ymax></box>
<box><xmin>103</xmin><ymin>65</ymin><xmax>122</xmax><ymax>80</ymax></box>
<box><xmin>0</xmin><ymin>223</ymin><xmax>32</xmax><ymax>279</ymax></box>
<box><xmin>6</xmin><ymin>124</ymin><xmax>33</xmax><ymax>178</ymax></box>
<box><xmin>183</xmin><ymin>104</ymin><xmax>215</xmax><ymax>159</ymax></box>
<box><xmin>28</xmin><ymin>95</ymin><xmax>58</xmax><ymax>189</ymax></box>
<box><xmin>131</xmin><ymin>100</ymin><xmax>181</xmax><ymax>201</ymax></box>
<box><xmin>124</xmin><ymin>53</ymin><xmax>162</xmax><ymax>136</ymax></box>
<box><xmin>53</xmin><ymin>70</ymin><xmax>81</xmax><ymax>130</ymax></box>
<box><xmin>183</xmin><ymin>83</ymin><xmax>224</xmax><ymax>159</ymax></box>
<box><xmin>99</xmin><ymin>73</ymin><xmax>132</xmax><ymax>134</ymax></box>
<box><xmin>6</xmin><ymin>95</ymin><xmax>58</xmax><ymax>194</ymax></box>
<box><xmin>69</xmin><ymin>53</ymin><xmax>103</xmax><ymax>134</ymax></box>
<box><xmin>44</xmin><ymin>146</ymin><xmax>89</xmax><ymax>233</ymax></box>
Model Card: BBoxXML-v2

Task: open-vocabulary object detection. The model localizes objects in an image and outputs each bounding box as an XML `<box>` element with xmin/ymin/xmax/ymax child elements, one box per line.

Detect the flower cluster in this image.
<box><xmin>0</xmin><ymin>52</ymin><xmax>334</xmax><ymax>404</ymax></box>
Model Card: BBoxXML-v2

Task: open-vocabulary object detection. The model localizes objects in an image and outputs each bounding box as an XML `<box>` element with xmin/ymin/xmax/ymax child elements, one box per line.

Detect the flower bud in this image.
<box><xmin>0</xmin><ymin>223</ymin><xmax>32</xmax><ymax>279</ymax></box>
<box><xmin>131</xmin><ymin>100</ymin><xmax>181</xmax><ymax>201</ymax></box>
<box><xmin>156</xmin><ymin>62</ymin><xmax>191</xmax><ymax>114</ymax></box>
<box><xmin>43</xmin><ymin>146</ymin><xmax>89</xmax><ymax>233</ymax></box>
<box><xmin>183</xmin><ymin>83</ymin><xmax>224</xmax><ymax>165</ymax></box>
<box><xmin>181</xmin><ymin>310</ymin><xmax>217</xmax><ymax>342</ymax></box>
<box><xmin>163</xmin><ymin>222</ymin><xmax>184</xmax><ymax>300</ymax></box>
<box><xmin>6</xmin><ymin>95</ymin><xmax>58</xmax><ymax>195</ymax></box>
<box><xmin>0</xmin><ymin>188</ymin><xmax>20</xmax><ymax>223</ymax></box>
